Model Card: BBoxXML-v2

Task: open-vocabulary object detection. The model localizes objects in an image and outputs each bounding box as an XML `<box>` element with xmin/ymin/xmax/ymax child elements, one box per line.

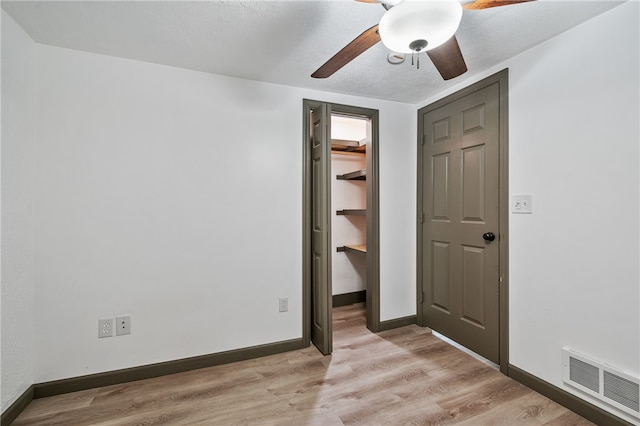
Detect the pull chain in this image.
<box><xmin>408</xmin><ymin>39</ymin><xmax>428</xmax><ymax>71</ymax></box>
<box><xmin>410</xmin><ymin>52</ymin><xmax>422</xmax><ymax>69</ymax></box>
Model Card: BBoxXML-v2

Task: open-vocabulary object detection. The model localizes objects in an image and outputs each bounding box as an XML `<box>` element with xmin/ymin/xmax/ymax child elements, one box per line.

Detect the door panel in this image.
<box><xmin>433</xmin><ymin>118</ymin><xmax>451</xmax><ymax>142</ymax></box>
<box><xmin>461</xmin><ymin>245</ymin><xmax>485</xmax><ymax>327</ymax></box>
<box><xmin>313</xmin><ymin>253</ymin><xmax>322</xmax><ymax>330</ymax></box>
<box><xmin>432</xmin><ymin>154</ymin><xmax>450</xmax><ymax>220</ymax></box>
<box><xmin>432</xmin><ymin>241</ymin><xmax>451</xmax><ymax>312</ymax></box>
<box><xmin>420</xmin><ymin>83</ymin><xmax>500</xmax><ymax>363</ymax></box>
<box><xmin>310</xmin><ymin>105</ymin><xmax>332</xmax><ymax>355</ymax></box>
<box><xmin>462</xmin><ymin>104</ymin><xmax>485</xmax><ymax>133</ymax></box>
<box><xmin>461</xmin><ymin>145</ymin><xmax>485</xmax><ymax>222</ymax></box>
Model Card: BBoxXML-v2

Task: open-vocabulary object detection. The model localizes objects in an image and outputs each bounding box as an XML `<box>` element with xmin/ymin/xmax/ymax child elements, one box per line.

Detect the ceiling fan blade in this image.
<box><xmin>427</xmin><ymin>35</ymin><xmax>468</xmax><ymax>80</ymax></box>
<box><xmin>311</xmin><ymin>25</ymin><xmax>381</xmax><ymax>79</ymax></box>
<box><xmin>462</xmin><ymin>0</ymin><xmax>534</xmax><ymax>10</ymax></box>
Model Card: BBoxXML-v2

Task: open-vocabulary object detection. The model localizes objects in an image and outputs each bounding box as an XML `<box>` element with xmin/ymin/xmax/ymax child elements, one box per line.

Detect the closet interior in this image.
<box><xmin>331</xmin><ymin>113</ymin><xmax>370</xmax><ymax>307</ymax></box>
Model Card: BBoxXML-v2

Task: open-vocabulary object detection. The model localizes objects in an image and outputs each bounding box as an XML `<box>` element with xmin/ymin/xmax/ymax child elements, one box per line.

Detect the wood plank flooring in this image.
<box><xmin>13</xmin><ymin>304</ymin><xmax>592</xmax><ymax>425</ymax></box>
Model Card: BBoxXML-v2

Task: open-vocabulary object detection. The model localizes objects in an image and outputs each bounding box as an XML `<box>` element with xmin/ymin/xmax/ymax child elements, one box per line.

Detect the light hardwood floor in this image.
<box><xmin>14</xmin><ymin>304</ymin><xmax>592</xmax><ymax>425</ymax></box>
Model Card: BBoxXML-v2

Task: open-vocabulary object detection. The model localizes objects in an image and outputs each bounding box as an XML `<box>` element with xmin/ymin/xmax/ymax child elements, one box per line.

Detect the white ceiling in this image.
<box><xmin>2</xmin><ymin>0</ymin><xmax>624</xmax><ymax>103</ymax></box>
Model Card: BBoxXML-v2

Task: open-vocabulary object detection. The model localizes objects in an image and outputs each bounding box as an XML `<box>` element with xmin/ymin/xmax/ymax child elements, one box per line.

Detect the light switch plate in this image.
<box><xmin>279</xmin><ymin>298</ymin><xmax>288</xmax><ymax>313</ymax></box>
<box><xmin>512</xmin><ymin>194</ymin><xmax>533</xmax><ymax>214</ymax></box>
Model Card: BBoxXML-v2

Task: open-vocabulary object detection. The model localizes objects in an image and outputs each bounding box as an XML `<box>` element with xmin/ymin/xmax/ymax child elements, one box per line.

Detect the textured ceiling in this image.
<box><xmin>1</xmin><ymin>0</ymin><xmax>624</xmax><ymax>103</ymax></box>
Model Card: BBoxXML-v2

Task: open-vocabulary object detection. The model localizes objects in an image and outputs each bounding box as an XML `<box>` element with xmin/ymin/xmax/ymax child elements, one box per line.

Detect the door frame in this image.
<box><xmin>303</xmin><ymin>99</ymin><xmax>381</xmax><ymax>351</ymax></box>
<box><xmin>416</xmin><ymin>69</ymin><xmax>510</xmax><ymax>374</ymax></box>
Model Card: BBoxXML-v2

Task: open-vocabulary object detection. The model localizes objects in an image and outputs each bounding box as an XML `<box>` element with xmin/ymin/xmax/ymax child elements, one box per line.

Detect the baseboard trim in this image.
<box><xmin>34</xmin><ymin>338</ymin><xmax>304</xmax><ymax>399</ymax></box>
<box><xmin>333</xmin><ymin>290</ymin><xmax>366</xmax><ymax>307</ymax></box>
<box><xmin>508</xmin><ymin>364</ymin><xmax>634</xmax><ymax>426</ymax></box>
<box><xmin>1</xmin><ymin>385</ymin><xmax>34</xmax><ymax>426</ymax></box>
<box><xmin>378</xmin><ymin>315</ymin><xmax>416</xmax><ymax>331</ymax></box>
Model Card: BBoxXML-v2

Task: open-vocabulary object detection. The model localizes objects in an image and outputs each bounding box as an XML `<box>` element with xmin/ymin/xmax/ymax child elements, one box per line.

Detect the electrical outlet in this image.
<box><xmin>98</xmin><ymin>318</ymin><xmax>114</xmax><ymax>338</ymax></box>
<box><xmin>512</xmin><ymin>194</ymin><xmax>533</xmax><ymax>214</ymax></box>
<box><xmin>116</xmin><ymin>315</ymin><xmax>131</xmax><ymax>336</ymax></box>
<box><xmin>279</xmin><ymin>297</ymin><xmax>288</xmax><ymax>313</ymax></box>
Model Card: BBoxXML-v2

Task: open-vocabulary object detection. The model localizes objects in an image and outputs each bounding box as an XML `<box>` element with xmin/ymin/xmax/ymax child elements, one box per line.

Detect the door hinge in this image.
<box><xmin>420</xmin><ymin>213</ymin><xmax>425</xmax><ymax>224</ymax></box>
<box><xmin>421</xmin><ymin>135</ymin><xmax>426</xmax><ymax>145</ymax></box>
<box><xmin>420</xmin><ymin>291</ymin><xmax>425</xmax><ymax>304</ymax></box>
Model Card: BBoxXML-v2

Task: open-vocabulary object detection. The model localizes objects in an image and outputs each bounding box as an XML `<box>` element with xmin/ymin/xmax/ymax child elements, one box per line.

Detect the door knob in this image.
<box><xmin>483</xmin><ymin>232</ymin><xmax>496</xmax><ymax>242</ymax></box>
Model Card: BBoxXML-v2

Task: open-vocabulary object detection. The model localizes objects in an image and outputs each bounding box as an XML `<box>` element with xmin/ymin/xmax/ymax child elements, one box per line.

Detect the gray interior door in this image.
<box><xmin>310</xmin><ymin>105</ymin><xmax>333</xmax><ymax>355</ymax></box>
<box><xmin>420</xmin><ymin>82</ymin><xmax>501</xmax><ymax>363</ymax></box>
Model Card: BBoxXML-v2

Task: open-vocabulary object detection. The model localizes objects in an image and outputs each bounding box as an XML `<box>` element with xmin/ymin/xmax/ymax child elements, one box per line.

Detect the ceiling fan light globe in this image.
<box><xmin>379</xmin><ymin>0</ymin><xmax>463</xmax><ymax>54</ymax></box>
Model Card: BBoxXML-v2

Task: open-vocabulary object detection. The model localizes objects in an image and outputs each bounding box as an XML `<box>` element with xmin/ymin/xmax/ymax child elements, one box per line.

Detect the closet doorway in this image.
<box><xmin>302</xmin><ymin>100</ymin><xmax>380</xmax><ymax>355</ymax></box>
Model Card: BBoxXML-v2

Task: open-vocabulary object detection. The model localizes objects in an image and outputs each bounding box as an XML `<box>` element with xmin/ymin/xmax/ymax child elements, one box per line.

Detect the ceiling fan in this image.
<box><xmin>311</xmin><ymin>0</ymin><xmax>533</xmax><ymax>81</ymax></box>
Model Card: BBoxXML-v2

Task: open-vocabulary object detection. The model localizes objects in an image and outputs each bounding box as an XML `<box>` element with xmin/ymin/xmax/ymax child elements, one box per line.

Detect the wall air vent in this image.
<box><xmin>562</xmin><ymin>348</ymin><xmax>640</xmax><ymax>419</ymax></box>
<box><xmin>569</xmin><ymin>356</ymin><xmax>600</xmax><ymax>392</ymax></box>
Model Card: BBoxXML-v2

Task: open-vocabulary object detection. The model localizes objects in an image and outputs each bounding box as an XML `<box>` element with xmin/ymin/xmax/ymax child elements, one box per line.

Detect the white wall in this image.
<box><xmin>331</xmin><ymin>116</ymin><xmax>367</xmax><ymax>296</ymax></box>
<box><xmin>508</xmin><ymin>5</ymin><xmax>639</xmax><ymax>422</ymax></box>
<box><xmin>28</xmin><ymin>42</ymin><xmax>416</xmax><ymax>383</ymax></box>
<box><xmin>1</xmin><ymin>11</ymin><xmax>37</xmax><ymax>410</ymax></box>
<box><xmin>379</xmin><ymin>105</ymin><xmax>418</xmax><ymax>320</ymax></box>
<box><xmin>418</xmin><ymin>3</ymin><xmax>639</xmax><ymax>422</ymax></box>
<box><xmin>331</xmin><ymin>152</ymin><xmax>367</xmax><ymax>296</ymax></box>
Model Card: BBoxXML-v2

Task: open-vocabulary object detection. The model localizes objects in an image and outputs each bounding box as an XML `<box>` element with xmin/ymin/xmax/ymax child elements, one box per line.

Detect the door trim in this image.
<box><xmin>303</xmin><ymin>99</ymin><xmax>380</xmax><ymax>350</ymax></box>
<box><xmin>416</xmin><ymin>69</ymin><xmax>509</xmax><ymax>373</ymax></box>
